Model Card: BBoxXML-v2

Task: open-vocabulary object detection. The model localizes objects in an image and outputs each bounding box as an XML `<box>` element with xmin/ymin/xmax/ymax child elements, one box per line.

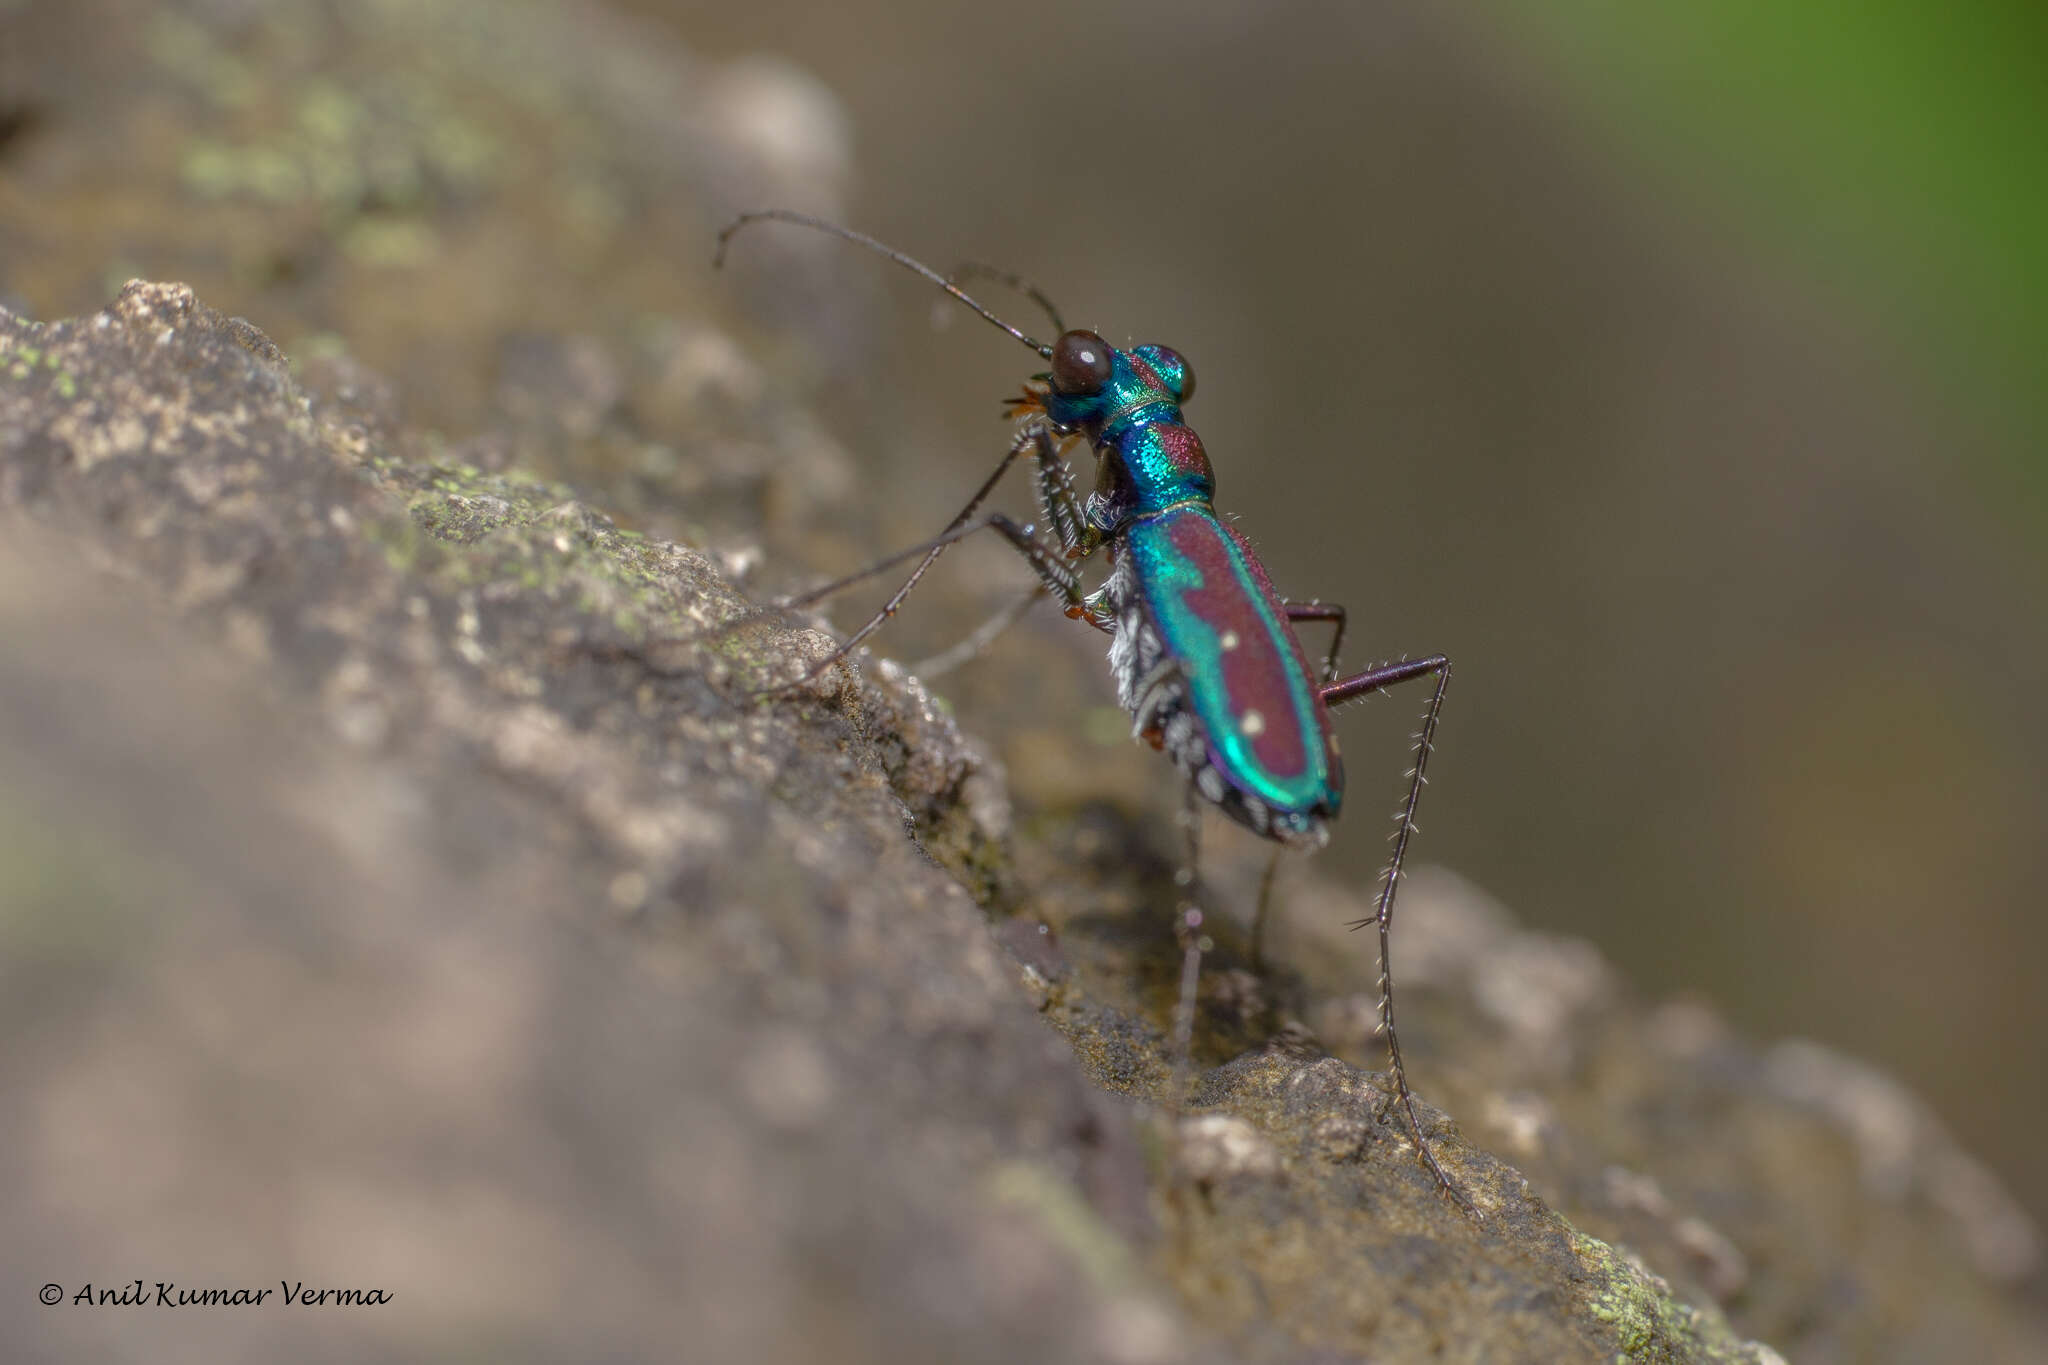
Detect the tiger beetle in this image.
<box><xmin>717</xmin><ymin>210</ymin><xmax>1467</xmax><ymax>1209</ymax></box>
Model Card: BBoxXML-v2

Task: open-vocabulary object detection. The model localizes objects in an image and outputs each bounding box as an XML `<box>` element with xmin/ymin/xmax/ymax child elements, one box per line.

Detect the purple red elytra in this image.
<box><xmin>716</xmin><ymin>210</ymin><xmax>1469</xmax><ymax>1211</ymax></box>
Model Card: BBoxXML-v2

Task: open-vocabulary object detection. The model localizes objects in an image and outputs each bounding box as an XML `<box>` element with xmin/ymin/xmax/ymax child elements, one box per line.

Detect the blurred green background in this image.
<box><xmin>647</xmin><ymin>0</ymin><xmax>2048</xmax><ymax>1225</ymax></box>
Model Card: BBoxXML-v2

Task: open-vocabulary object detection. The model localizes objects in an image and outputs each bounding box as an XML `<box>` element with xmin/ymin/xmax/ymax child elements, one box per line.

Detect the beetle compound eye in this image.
<box><xmin>1051</xmin><ymin>330</ymin><xmax>1115</xmax><ymax>396</ymax></box>
<box><xmin>1132</xmin><ymin>343</ymin><xmax>1195</xmax><ymax>403</ymax></box>
<box><xmin>1158</xmin><ymin>347</ymin><xmax>1194</xmax><ymax>402</ymax></box>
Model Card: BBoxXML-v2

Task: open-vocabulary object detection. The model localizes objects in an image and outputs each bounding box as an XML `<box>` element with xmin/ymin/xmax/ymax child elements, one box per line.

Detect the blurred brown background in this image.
<box><xmin>1</xmin><ymin>0</ymin><xmax>2040</xmax><ymax>1257</ymax></box>
<box><xmin>642</xmin><ymin>0</ymin><xmax>2048</xmax><ymax>1229</ymax></box>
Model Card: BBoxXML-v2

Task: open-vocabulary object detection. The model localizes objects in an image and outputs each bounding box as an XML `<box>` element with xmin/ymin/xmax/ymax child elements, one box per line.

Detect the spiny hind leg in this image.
<box><xmin>1325</xmin><ymin>653</ymin><xmax>1474</xmax><ymax>1212</ymax></box>
<box><xmin>1168</xmin><ymin>779</ymin><xmax>1209</xmax><ymax>1112</ymax></box>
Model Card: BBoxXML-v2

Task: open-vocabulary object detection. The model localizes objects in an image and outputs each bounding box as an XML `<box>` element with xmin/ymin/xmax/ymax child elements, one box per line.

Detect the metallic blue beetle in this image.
<box><xmin>716</xmin><ymin>211</ymin><xmax>1466</xmax><ymax>1209</ymax></box>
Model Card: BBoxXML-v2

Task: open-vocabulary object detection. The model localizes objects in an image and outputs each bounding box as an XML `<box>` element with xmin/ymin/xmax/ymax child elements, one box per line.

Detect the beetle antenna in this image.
<box><xmin>947</xmin><ymin>261</ymin><xmax>1066</xmax><ymax>335</ymax></box>
<box><xmin>716</xmin><ymin>210</ymin><xmax>1056</xmax><ymax>360</ymax></box>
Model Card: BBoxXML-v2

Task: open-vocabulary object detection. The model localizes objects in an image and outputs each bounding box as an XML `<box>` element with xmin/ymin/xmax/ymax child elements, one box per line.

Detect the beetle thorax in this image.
<box><xmin>1105</xmin><ymin>420</ymin><xmax>1215</xmax><ymax>517</ymax></box>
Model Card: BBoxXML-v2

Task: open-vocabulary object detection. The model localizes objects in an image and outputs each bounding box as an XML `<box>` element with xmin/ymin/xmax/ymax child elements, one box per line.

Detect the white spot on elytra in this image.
<box><xmin>1240</xmin><ymin>709</ymin><xmax>1265</xmax><ymax>737</ymax></box>
<box><xmin>1219</xmin><ymin>630</ymin><xmax>1240</xmax><ymax>651</ymax></box>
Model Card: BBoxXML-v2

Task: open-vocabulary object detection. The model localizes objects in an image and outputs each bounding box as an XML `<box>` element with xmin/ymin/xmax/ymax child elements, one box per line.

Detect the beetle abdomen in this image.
<box><xmin>1102</xmin><ymin>507</ymin><xmax>1339</xmax><ymax>846</ymax></box>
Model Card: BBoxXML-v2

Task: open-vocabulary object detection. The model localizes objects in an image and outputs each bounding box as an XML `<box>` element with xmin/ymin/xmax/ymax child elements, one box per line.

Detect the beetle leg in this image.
<box><xmin>1322</xmin><ymin>653</ymin><xmax>1471</xmax><ymax>1210</ymax></box>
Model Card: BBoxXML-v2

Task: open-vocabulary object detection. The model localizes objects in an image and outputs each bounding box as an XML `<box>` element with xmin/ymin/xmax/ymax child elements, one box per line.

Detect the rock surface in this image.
<box><xmin>0</xmin><ymin>268</ymin><xmax>2037</xmax><ymax>1365</ymax></box>
<box><xmin>0</xmin><ymin>2</ymin><xmax>2042</xmax><ymax>1362</ymax></box>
